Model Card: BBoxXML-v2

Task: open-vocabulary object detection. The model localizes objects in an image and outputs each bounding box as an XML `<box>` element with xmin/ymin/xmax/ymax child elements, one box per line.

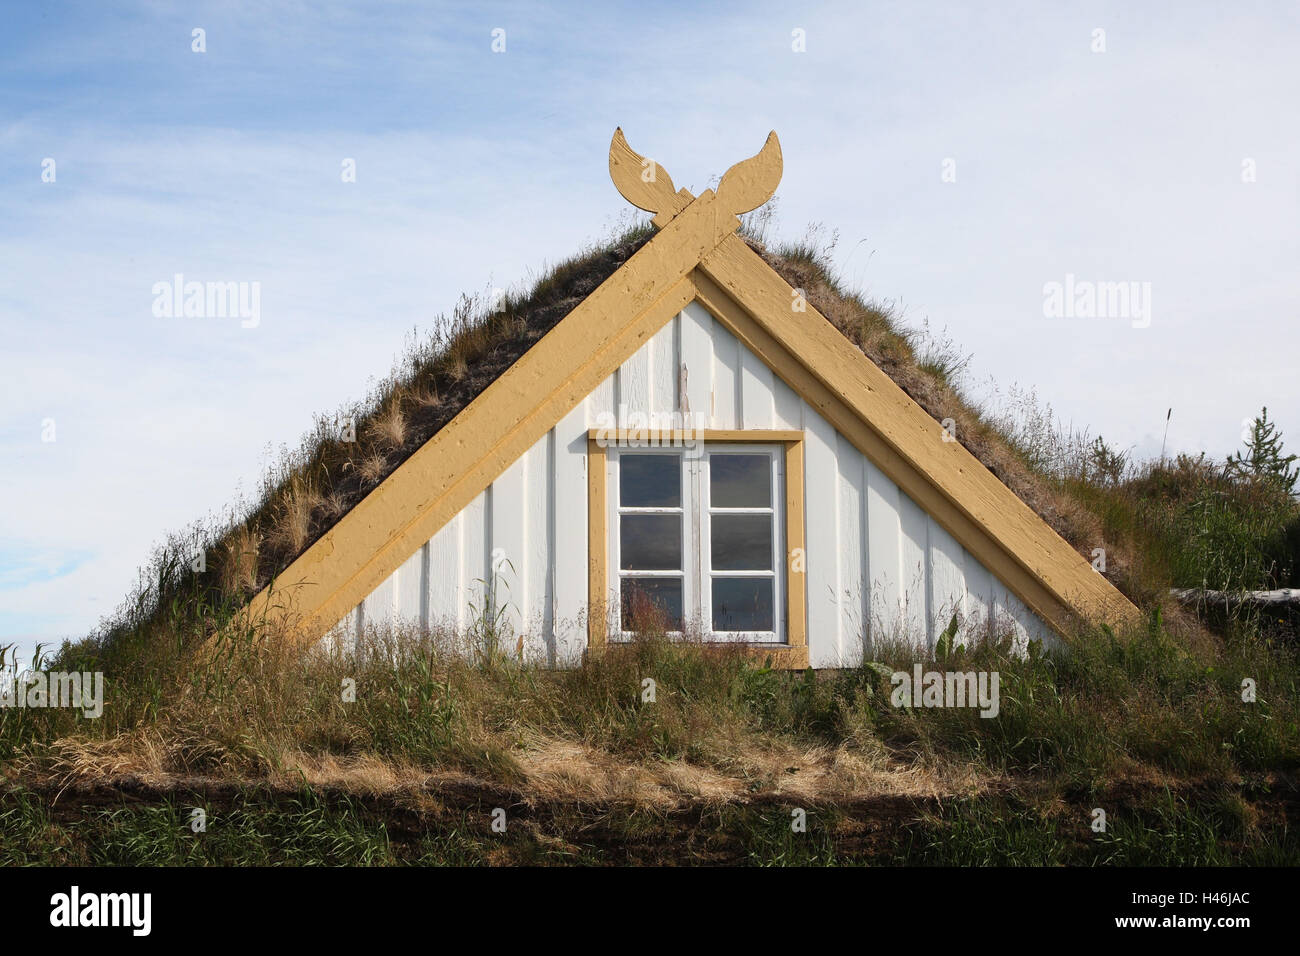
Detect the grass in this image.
<box><xmin>0</xmin><ymin>787</ymin><xmax>395</xmax><ymax>866</ymax></box>
<box><xmin>892</xmin><ymin>787</ymin><xmax>1298</xmax><ymax>866</ymax></box>
<box><xmin>17</xmin><ymin>609</ymin><xmax>1296</xmax><ymax>784</ymax></box>
<box><xmin>3</xmin><ymin>604</ymin><xmax>1297</xmax><ymax>865</ymax></box>
<box><xmin>2</xmin><ymin>779</ymin><xmax>1292</xmax><ymax>866</ymax></box>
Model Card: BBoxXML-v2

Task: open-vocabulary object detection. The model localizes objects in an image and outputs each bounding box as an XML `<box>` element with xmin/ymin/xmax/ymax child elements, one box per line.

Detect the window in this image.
<box><xmin>610</xmin><ymin>443</ymin><xmax>786</xmax><ymax>643</ymax></box>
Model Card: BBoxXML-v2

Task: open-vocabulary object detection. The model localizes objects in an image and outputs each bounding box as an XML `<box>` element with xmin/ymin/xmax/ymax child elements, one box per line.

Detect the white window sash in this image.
<box><xmin>700</xmin><ymin>445</ymin><xmax>784</xmax><ymax>643</ymax></box>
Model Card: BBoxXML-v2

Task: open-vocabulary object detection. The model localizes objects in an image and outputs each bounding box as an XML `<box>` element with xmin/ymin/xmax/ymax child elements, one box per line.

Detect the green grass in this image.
<box><xmin>0</xmin><ymin>787</ymin><xmax>393</xmax><ymax>866</ymax></box>
<box><xmin>4</xmin><ymin>784</ymin><xmax>1292</xmax><ymax>866</ymax></box>
<box><xmin>892</xmin><ymin>789</ymin><xmax>1298</xmax><ymax>866</ymax></box>
<box><xmin>1067</xmin><ymin>454</ymin><xmax>1300</xmax><ymax>601</ymax></box>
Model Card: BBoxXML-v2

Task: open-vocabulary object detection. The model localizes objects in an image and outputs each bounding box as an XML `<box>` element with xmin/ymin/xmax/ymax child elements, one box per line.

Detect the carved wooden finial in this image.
<box><xmin>608</xmin><ymin>128</ymin><xmax>686</xmax><ymax>221</ymax></box>
<box><xmin>715</xmin><ymin>130</ymin><xmax>782</xmax><ymax>215</ymax></box>
<box><xmin>609</xmin><ymin>128</ymin><xmax>782</xmax><ymax>226</ymax></box>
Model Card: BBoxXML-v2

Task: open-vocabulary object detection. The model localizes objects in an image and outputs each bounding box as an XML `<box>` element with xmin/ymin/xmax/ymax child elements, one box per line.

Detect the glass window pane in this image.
<box><xmin>710</xmin><ymin>454</ymin><xmax>771</xmax><ymax>508</ymax></box>
<box><xmin>620</xmin><ymin>454</ymin><xmax>680</xmax><ymax>508</ymax></box>
<box><xmin>711</xmin><ymin>578</ymin><xmax>774</xmax><ymax>632</ymax></box>
<box><xmin>620</xmin><ymin>514</ymin><xmax>682</xmax><ymax>570</ymax></box>
<box><xmin>710</xmin><ymin>514</ymin><xmax>773</xmax><ymax>570</ymax></box>
<box><xmin>622</xmin><ymin>577</ymin><xmax>683</xmax><ymax>631</ymax></box>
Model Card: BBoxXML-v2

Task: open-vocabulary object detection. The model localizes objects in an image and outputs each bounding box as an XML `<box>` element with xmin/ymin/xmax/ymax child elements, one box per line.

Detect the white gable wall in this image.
<box><xmin>330</xmin><ymin>301</ymin><xmax>1055</xmax><ymax>666</ymax></box>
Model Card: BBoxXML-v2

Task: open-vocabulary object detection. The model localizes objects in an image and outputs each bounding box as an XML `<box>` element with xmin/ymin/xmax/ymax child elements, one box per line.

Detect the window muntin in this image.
<box><xmin>611</xmin><ymin>444</ymin><xmax>784</xmax><ymax>643</ymax></box>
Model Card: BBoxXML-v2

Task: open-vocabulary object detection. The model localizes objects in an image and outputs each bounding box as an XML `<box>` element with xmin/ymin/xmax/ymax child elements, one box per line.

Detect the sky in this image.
<box><xmin>2</xmin><ymin>1</ymin><xmax>1298</xmax><ymax>663</ymax></box>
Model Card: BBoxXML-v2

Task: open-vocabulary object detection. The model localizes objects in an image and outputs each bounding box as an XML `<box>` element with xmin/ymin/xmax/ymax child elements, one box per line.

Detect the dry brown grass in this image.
<box><xmin>357</xmin><ymin>453</ymin><xmax>389</xmax><ymax>486</ymax></box>
<box><xmin>444</xmin><ymin>355</ymin><xmax>469</xmax><ymax>382</ymax></box>
<box><xmin>412</xmin><ymin>381</ymin><xmax>442</xmax><ymax>409</ymax></box>
<box><xmin>13</xmin><ymin>720</ymin><xmax>991</xmax><ymax>812</ymax></box>
<box><xmin>368</xmin><ymin>395</ymin><xmax>409</xmax><ymax>450</ymax></box>
<box><xmin>267</xmin><ymin>476</ymin><xmax>323</xmax><ymax>555</ymax></box>
<box><xmin>319</xmin><ymin>491</ymin><xmax>347</xmax><ymax>521</ymax></box>
<box><xmin>218</xmin><ymin>525</ymin><xmax>260</xmax><ymax>595</ymax></box>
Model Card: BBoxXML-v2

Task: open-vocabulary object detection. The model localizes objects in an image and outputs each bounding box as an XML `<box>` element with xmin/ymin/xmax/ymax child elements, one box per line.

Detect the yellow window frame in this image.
<box><xmin>587</xmin><ymin>429</ymin><xmax>808</xmax><ymax>669</ymax></box>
